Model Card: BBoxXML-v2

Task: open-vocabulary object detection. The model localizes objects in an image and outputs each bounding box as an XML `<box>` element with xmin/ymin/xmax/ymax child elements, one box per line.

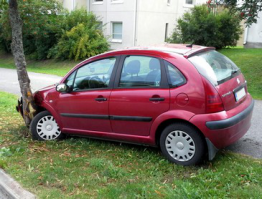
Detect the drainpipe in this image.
<box><xmin>133</xmin><ymin>0</ymin><xmax>138</xmax><ymax>46</ymax></box>
<box><xmin>87</xmin><ymin>0</ymin><xmax>90</xmax><ymax>12</ymax></box>
<box><xmin>243</xmin><ymin>26</ymin><xmax>249</xmax><ymax>45</ymax></box>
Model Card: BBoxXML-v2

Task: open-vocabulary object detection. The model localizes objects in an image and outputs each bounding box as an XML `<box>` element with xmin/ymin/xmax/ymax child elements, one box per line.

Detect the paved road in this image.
<box><xmin>0</xmin><ymin>68</ymin><xmax>61</xmax><ymax>95</ymax></box>
<box><xmin>0</xmin><ymin>68</ymin><xmax>261</xmax><ymax>159</ymax></box>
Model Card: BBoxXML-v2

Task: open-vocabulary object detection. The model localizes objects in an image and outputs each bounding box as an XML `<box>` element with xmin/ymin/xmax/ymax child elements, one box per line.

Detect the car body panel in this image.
<box><xmin>109</xmin><ymin>88</ymin><xmax>170</xmax><ymax>136</ymax></box>
<box><xmin>190</xmin><ymin>94</ymin><xmax>253</xmax><ymax>148</ymax></box>
<box><xmin>18</xmin><ymin>44</ymin><xmax>253</xmax><ymax>160</ymax></box>
<box><xmin>216</xmin><ymin>73</ymin><xmax>247</xmax><ymax>111</ymax></box>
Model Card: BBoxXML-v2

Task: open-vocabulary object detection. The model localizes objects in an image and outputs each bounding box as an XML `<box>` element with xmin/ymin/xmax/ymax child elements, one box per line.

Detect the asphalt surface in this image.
<box><xmin>0</xmin><ymin>68</ymin><xmax>61</xmax><ymax>96</ymax></box>
<box><xmin>0</xmin><ymin>68</ymin><xmax>261</xmax><ymax>159</ymax></box>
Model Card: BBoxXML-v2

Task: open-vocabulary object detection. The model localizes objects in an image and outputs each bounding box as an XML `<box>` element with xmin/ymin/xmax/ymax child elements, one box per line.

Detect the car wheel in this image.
<box><xmin>30</xmin><ymin>111</ymin><xmax>64</xmax><ymax>141</ymax></box>
<box><xmin>160</xmin><ymin>123</ymin><xmax>205</xmax><ymax>166</ymax></box>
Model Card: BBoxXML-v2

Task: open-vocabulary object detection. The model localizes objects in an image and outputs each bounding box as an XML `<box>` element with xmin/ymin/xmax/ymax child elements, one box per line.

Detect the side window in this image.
<box><xmin>64</xmin><ymin>71</ymin><xmax>76</xmax><ymax>88</ymax></box>
<box><xmin>65</xmin><ymin>58</ymin><xmax>116</xmax><ymax>91</ymax></box>
<box><xmin>165</xmin><ymin>61</ymin><xmax>186</xmax><ymax>87</ymax></box>
<box><xmin>119</xmin><ymin>56</ymin><xmax>161</xmax><ymax>88</ymax></box>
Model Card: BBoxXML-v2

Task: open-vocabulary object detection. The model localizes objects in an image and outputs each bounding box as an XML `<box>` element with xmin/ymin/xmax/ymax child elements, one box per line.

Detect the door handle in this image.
<box><xmin>149</xmin><ymin>98</ymin><xmax>165</xmax><ymax>102</ymax></box>
<box><xmin>95</xmin><ymin>98</ymin><xmax>107</xmax><ymax>101</ymax></box>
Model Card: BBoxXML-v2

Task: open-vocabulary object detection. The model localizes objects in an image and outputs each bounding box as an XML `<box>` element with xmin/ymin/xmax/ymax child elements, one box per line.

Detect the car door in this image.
<box><xmin>55</xmin><ymin>57</ymin><xmax>118</xmax><ymax>133</ymax></box>
<box><xmin>109</xmin><ymin>55</ymin><xmax>170</xmax><ymax>136</ymax></box>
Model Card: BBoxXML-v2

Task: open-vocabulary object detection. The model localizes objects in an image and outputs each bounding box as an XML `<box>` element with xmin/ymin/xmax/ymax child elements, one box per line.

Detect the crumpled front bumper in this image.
<box><xmin>16</xmin><ymin>97</ymin><xmax>23</xmax><ymax>117</ymax></box>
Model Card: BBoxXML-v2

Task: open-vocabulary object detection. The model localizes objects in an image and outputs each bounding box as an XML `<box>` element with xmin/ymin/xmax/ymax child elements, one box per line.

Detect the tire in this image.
<box><xmin>30</xmin><ymin>111</ymin><xmax>64</xmax><ymax>141</ymax></box>
<box><xmin>160</xmin><ymin>123</ymin><xmax>205</xmax><ymax>166</ymax></box>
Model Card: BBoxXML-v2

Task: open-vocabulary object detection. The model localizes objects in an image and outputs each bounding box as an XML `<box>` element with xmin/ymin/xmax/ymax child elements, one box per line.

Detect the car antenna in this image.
<box><xmin>186</xmin><ymin>43</ymin><xmax>194</xmax><ymax>48</ymax></box>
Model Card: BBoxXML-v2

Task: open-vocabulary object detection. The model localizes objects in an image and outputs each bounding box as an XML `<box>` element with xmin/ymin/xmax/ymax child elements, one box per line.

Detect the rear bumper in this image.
<box><xmin>190</xmin><ymin>94</ymin><xmax>254</xmax><ymax>149</ymax></box>
<box><xmin>206</xmin><ymin>99</ymin><xmax>254</xmax><ymax>130</ymax></box>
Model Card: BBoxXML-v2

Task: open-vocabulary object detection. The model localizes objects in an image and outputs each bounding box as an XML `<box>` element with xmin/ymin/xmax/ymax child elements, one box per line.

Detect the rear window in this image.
<box><xmin>189</xmin><ymin>50</ymin><xmax>240</xmax><ymax>86</ymax></box>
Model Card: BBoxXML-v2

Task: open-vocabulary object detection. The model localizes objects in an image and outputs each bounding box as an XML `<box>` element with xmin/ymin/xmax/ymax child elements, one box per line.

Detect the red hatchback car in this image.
<box><xmin>18</xmin><ymin>44</ymin><xmax>254</xmax><ymax>165</ymax></box>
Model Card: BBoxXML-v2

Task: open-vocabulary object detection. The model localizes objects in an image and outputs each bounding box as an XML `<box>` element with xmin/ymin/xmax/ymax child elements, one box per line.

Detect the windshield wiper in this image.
<box><xmin>231</xmin><ymin>69</ymin><xmax>239</xmax><ymax>76</ymax></box>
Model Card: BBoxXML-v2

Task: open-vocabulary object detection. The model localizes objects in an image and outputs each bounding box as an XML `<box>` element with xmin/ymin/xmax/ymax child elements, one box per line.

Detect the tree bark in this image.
<box><xmin>8</xmin><ymin>0</ymin><xmax>36</xmax><ymax>126</ymax></box>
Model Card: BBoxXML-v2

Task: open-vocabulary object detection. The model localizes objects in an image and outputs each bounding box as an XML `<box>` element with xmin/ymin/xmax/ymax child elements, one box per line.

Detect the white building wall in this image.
<box><xmin>60</xmin><ymin>0</ymin><xmax>207</xmax><ymax>49</ymax></box>
<box><xmin>244</xmin><ymin>11</ymin><xmax>262</xmax><ymax>48</ymax></box>
<box><xmin>135</xmin><ymin>0</ymin><xmax>206</xmax><ymax>46</ymax></box>
<box><xmin>60</xmin><ymin>0</ymin><xmax>87</xmax><ymax>11</ymax></box>
<box><xmin>90</xmin><ymin>0</ymin><xmax>136</xmax><ymax>49</ymax></box>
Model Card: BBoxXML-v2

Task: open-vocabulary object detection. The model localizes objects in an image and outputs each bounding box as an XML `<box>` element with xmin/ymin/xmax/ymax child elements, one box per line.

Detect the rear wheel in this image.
<box><xmin>30</xmin><ymin>111</ymin><xmax>64</xmax><ymax>141</ymax></box>
<box><xmin>160</xmin><ymin>123</ymin><xmax>205</xmax><ymax>166</ymax></box>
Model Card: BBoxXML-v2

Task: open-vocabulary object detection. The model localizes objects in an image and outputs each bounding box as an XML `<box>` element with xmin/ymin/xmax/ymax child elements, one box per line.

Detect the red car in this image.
<box><xmin>17</xmin><ymin>44</ymin><xmax>254</xmax><ymax>165</ymax></box>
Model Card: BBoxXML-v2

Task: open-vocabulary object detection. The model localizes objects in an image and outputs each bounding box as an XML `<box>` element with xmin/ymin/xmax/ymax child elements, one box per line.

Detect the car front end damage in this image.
<box><xmin>16</xmin><ymin>97</ymin><xmax>23</xmax><ymax>117</ymax></box>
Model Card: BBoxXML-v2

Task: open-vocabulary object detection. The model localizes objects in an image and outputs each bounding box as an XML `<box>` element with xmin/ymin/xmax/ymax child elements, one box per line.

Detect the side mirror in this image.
<box><xmin>56</xmin><ymin>83</ymin><xmax>70</xmax><ymax>93</ymax></box>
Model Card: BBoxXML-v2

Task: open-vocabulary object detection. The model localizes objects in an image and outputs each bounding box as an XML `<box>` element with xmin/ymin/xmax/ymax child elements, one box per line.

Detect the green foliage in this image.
<box><xmin>223</xmin><ymin>0</ymin><xmax>262</xmax><ymax>26</ymax></box>
<box><xmin>168</xmin><ymin>5</ymin><xmax>242</xmax><ymax>49</ymax></box>
<box><xmin>0</xmin><ymin>1</ymin><xmax>109</xmax><ymax>60</ymax></box>
<box><xmin>0</xmin><ymin>0</ymin><xmax>66</xmax><ymax>59</ymax></box>
<box><xmin>48</xmin><ymin>9</ymin><xmax>109</xmax><ymax>61</ymax></box>
<box><xmin>1</xmin><ymin>91</ymin><xmax>262</xmax><ymax>198</ymax></box>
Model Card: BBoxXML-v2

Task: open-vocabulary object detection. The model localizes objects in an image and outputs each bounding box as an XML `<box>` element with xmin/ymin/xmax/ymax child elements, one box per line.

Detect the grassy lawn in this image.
<box><xmin>0</xmin><ymin>91</ymin><xmax>262</xmax><ymax>198</ymax></box>
<box><xmin>0</xmin><ymin>53</ymin><xmax>77</xmax><ymax>77</ymax></box>
<box><xmin>0</xmin><ymin>48</ymin><xmax>262</xmax><ymax>99</ymax></box>
<box><xmin>219</xmin><ymin>48</ymin><xmax>262</xmax><ymax>100</ymax></box>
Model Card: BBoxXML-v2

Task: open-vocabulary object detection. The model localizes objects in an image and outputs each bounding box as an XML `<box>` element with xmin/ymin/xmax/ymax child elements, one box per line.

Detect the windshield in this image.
<box><xmin>189</xmin><ymin>50</ymin><xmax>240</xmax><ymax>86</ymax></box>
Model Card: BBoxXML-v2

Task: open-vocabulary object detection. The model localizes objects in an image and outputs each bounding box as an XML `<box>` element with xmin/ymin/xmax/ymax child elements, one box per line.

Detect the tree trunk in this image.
<box><xmin>9</xmin><ymin>0</ymin><xmax>36</xmax><ymax>126</ymax></box>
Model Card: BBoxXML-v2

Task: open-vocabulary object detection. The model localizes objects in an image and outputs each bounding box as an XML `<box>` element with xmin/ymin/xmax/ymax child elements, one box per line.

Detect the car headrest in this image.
<box><xmin>125</xmin><ymin>60</ymin><xmax>141</xmax><ymax>74</ymax></box>
<box><xmin>149</xmin><ymin>58</ymin><xmax>160</xmax><ymax>70</ymax></box>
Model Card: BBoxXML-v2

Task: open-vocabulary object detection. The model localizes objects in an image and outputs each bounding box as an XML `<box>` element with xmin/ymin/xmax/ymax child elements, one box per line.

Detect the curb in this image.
<box><xmin>0</xmin><ymin>169</ymin><xmax>36</xmax><ymax>199</ymax></box>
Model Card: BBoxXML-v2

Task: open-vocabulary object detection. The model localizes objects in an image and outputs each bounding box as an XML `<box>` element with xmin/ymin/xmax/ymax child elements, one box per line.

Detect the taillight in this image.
<box><xmin>202</xmin><ymin>77</ymin><xmax>224</xmax><ymax>113</ymax></box>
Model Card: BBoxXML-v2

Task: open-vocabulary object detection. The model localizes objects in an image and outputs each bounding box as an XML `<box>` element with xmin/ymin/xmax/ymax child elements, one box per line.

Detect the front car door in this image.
<box><xmin>55</xmin><ymin>57</ymin><xmax>118</xmax><ymax>134</ymax></box>
<box><xmin>109</xmin><ymin>55</ymin><xmax>170</xmax><ymax>136</ymax></box>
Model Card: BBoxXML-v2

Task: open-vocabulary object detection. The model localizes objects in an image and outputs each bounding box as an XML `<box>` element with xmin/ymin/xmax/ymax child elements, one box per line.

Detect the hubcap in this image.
<box><xmin>176</xmin><ymin>142</ymin><xmax>184</xmax><ymax>150</ymax></box>
<box><xmin>165</xmin><ymin>130</ymin><xmax>195</xmax><ymax>162</ymax></box>
<box><xmin>46</xmin><ymin>125</ymin><xmax>52</xmax><ymax>131</ymax></box>
<box><xmin>36</xmin><ymin>115</ymin><xmax>61</xmax><ymax>140</ymax></box>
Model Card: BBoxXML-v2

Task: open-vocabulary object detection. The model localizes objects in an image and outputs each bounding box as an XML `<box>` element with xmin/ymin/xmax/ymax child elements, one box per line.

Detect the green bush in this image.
<box><xmin>0</xmin><ymin>1</ymin><xmax>109</xmax><ymax>60</ymax></box>
<box><xmin>168</xmin><ymin>5</ymin><xmax>242</xmax><ymax>49</ymax></box>
<box><xmin>0</xmin><ymin>0</ymin><xmax>65</xmax><ymax>60</ymax></box>
<box><xmin>48</xmin><ymin>9</ymin><xmax>109</xmax><ymax>60</ymax></box>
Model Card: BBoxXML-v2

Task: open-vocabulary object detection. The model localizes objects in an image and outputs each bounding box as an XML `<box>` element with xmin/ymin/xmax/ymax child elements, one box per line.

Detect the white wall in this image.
<box><xmin>90</xmin><ymin>0</ymin><xmax>136</xmax><ymax>49</ymax></box>
<box><xmin>245</xmin><ymin>11</ymin><xmax>262</xmax><ymax>48</ymax></box>
<box><xmin>135</xmin><ymin>0</ymin><xmax>206</xmax><ymax>46</ymax></box>
<box><xmin>60</xmin><ymin>0</ymin><xmax>208</xmax><ymax>49</ymax></box>
<box><xmin>60</xmin><ymin>0</ymin><xmax>87</xmax><ymax>11</ymax></box>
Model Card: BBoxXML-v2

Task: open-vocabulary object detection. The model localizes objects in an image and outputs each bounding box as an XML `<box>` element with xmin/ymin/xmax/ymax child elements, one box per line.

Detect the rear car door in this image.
<box><xmin>109</xmin><ymin>55</ymin><xmax>170</xmax><ymax>136</ymax></box>
<box><xmin>55</xmin><ymin>57</ymin><xmax>118</xmax><ymax>133</ymax></box>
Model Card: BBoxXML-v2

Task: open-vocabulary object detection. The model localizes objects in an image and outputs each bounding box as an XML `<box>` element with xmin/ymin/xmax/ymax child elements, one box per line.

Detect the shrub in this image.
<box><xmin>0</xmin><ymin>2</ymin><xmax>108</xmax><ymax>60</ymax></box>
<box><xmin>168</xmin><ymin>5</ymin><xmax>242</xmax><ymax>49</ymax></box>
<box><xmin>0</xmin><ymin>0</ymin><xmax>65</xmax><ymax>59</ymax></box>
<box><xmin>48</xmin><ymin>10</ymin><xmax>109</xmax><ymax>60</ymax></box>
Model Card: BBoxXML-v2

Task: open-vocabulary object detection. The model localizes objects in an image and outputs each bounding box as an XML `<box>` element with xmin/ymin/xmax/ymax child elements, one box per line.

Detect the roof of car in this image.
<box><xmin>74</xmin><ymin>44</ymin><xmax>215</xmax><ymax>70</ymax></box>
<box><xmin>104</xmin><ymin>44</ymin><xmax>215</xmax><ymax>58</ymax></box>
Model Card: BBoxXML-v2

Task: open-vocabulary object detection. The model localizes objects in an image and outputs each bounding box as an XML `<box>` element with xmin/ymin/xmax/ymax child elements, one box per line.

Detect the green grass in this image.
<box><xmin>0</xmin><ymin>48</ymin><xmax>262</xmax><ymax>99</ymax></box>
<box><xmin>0</xmin><ymin>91</ymin><xmax>262</xmax><ymax>198</ymax></box>
<box><xmin>0</xmin><ymin>53</ymin><xmax>77</xmax><ymax>76</ymax></box>
<box><xmin>219</xmin><ymin>48</ymin><xmax>262</xmax><ymax>100</ymax></box>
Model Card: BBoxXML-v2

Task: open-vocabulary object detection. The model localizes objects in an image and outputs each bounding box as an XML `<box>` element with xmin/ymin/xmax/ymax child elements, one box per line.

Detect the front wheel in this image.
<box><xmin>160</xmin><ymin>123</ymin><xmax>205</xmax><ymax>166</ymax></box>
<box><xmin>30</xmin><ymin>111</ymin><xmax>64</xmax><ymax>141</ymax></box>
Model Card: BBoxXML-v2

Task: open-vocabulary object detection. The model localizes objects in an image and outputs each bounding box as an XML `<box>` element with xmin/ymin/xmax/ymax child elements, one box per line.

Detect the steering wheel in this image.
<box><xmin>89</xmin><ymin>76</ymin><xmax>103</xmax><ymax>88</ymax></box>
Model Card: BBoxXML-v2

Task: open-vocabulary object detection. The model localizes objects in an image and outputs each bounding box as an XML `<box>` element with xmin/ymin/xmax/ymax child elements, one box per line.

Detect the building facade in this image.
<box><xmin>244</xmin><ymin>11</ymin><xmax>262</xmax><ymax>48</ymax></box>
<box><xmin>59</xmin><ymin>0</ymin><xmax>206</xmax><ymax>49</ymax></box>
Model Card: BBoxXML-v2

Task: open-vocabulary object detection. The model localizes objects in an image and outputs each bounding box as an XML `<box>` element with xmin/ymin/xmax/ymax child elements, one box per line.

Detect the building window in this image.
<box><xmin>167</xmin><ymin>0</ymin><xmax>171</xmax><ymax>4</ymax></box>
<box><xmin>93</xmin><ymin>0</ymin><xmax>103</xmax><ymax>4</ymax></box>
<box><xmin>185</xmin><ymin>0</ymin><xmax>194</xmax><ymax>4</ymax></box>
<box><xmin>111</xmin><ymin>0</ymin><xmax>124</xmax><ymax>3</ymax></box>
<box><xmin>165</xmin><ymin>23</ymin><xmax>169</xmax><ymax>42</ymax></box>
<box><xmin>112</xmin><ymin>22</ymin><xmax>123</xmax><ymax>42</ymax></box>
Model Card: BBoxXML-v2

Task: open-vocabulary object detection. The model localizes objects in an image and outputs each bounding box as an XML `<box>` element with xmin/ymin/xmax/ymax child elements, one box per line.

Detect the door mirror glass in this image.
<box><xmin>56</xmin><ymin>83</ymin><xmax>69</xmax><ymax>93</ymax></box>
